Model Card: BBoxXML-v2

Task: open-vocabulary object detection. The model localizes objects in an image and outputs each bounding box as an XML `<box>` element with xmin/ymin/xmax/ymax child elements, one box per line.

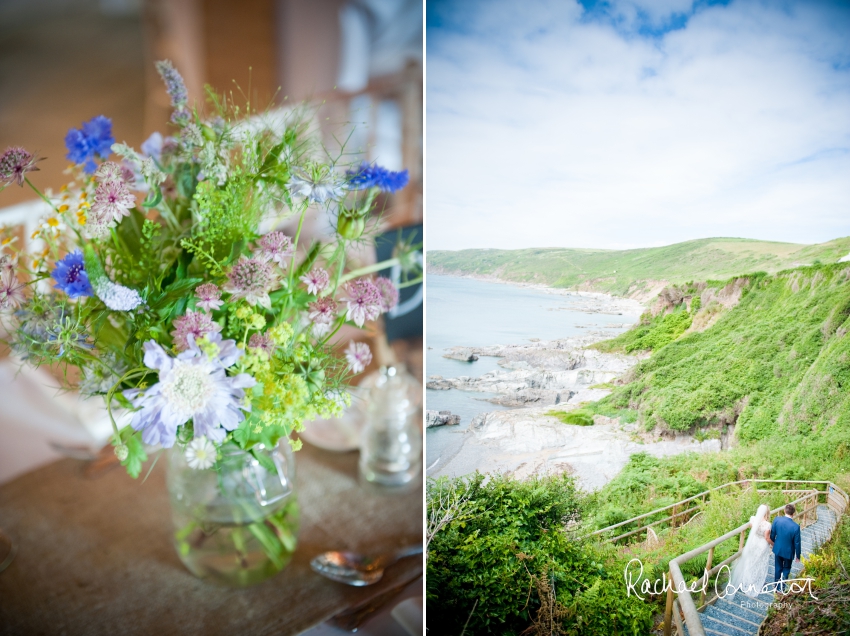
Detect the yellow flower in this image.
<box><xmin>57</xmin><ymin>204</ymin><xmax>69</xmax><ymax>213</ymax></box>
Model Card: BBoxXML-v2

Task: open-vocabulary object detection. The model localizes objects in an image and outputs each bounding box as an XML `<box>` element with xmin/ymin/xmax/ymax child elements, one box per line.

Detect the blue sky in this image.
<box><xmin>426</xmin><ymin>0</ymin><xmax>850</xmax><ymax>251</ymax></box>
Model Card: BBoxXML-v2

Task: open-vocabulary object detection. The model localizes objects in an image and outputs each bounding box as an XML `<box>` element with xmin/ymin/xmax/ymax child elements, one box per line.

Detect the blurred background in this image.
<box><xmin>0</xmin><ymin>0</ymin><xmax>422</xmax><ymax>483</ymax></box>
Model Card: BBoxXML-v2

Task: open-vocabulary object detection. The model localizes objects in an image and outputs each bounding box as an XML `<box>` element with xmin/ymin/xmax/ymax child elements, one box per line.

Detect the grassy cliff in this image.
<box><xmin>584</xmin><ymin>262</ymin><xmax>850</xmax><ymax>528</ymax></box>
<box><xmin>428</xmin><ymin>237</ymin><xmax>850</xmax><ymax>296</ymax></box>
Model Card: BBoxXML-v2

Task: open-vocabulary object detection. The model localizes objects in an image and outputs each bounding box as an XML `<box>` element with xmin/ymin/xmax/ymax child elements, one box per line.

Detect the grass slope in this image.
<box><xmin>585</xmin><ymin>262</ymin><xmax>850</xmax><ymax>529</ymax></box>
<box><xmin>428</xmin><ymin>237</ymin><xmax>850</xmax><ymax>296</ymax></box>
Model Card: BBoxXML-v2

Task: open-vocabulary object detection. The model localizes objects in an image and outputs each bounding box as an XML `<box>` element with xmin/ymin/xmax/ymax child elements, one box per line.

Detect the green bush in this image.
<box><xmin>426</xmin><ymin>473</ymin><xmax>653</xmax><ymax>635</ymax></box>
<box><xmin>548</xmin><ymin>409</ymin><xmax>594</xmax><ymax>426</ymax></box>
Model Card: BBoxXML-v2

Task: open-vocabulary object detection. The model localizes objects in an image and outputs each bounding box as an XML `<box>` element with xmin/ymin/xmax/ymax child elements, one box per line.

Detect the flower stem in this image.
<box><xmin>338</xmin><ymin>257</ymin><xmax>400</xmax><ymax>284</ymax></box>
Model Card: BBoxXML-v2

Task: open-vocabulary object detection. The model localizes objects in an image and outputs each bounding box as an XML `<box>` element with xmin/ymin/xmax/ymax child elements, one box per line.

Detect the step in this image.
<box><xmin>715</xmin><ymin>596</ymin><xmax>768</xmax><ymax>623</ymax></box>
<box><xmin>702</xmin><ymin>604</ymin><xmax>761</xmax><ymax>633</ymax></box>
<box><xmin>700</xmin><ymin>612</ymin><xmax>752</xmax><ymax>636</ymax></box>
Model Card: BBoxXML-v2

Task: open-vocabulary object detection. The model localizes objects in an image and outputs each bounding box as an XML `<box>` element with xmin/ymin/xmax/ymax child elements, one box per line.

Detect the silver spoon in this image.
<box><xmin>310</xmin><ymin>544</ymin><xmax>422</xmax><ymax>586</ymax></box>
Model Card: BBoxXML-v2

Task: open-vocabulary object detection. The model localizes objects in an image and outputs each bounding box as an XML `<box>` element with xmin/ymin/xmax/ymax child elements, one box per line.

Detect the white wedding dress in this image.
<box><xmin>729</xmin><ymin>505</ymin><xmax>773</xmax><ymax>598</ymax></box>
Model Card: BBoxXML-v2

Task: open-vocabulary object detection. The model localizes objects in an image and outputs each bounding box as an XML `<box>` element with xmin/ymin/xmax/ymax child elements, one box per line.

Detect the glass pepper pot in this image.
<box><xmin>358</xmin><ymin>364</ymin><xmax>422</xmax><ymax>488</ymax></box>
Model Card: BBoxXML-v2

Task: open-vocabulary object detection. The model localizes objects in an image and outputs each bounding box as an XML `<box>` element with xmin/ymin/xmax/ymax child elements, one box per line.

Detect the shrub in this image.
<box><xmin>548</xmin><ymin>409</ymin><xmax>594</xmax><ymax>426</ymax></box>
<box><xmin>426</xmin><ymin>473</ymin><xmax>653</xmax><ymax>635</ymax></box>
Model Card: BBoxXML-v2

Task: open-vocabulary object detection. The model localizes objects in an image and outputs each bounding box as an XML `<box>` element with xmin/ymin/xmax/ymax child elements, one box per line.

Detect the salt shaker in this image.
<box><xmin>359</xmin><ymin>364</ymin><xmax>422</xmax><ymax>488</ymax></box>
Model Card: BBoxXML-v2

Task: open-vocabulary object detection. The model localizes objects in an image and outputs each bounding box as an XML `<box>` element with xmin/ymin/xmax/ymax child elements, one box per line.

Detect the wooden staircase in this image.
<box><xmin>589</xmin><ymin>480</ymin><xmax>848</xmax><ymax>636</ymax></box>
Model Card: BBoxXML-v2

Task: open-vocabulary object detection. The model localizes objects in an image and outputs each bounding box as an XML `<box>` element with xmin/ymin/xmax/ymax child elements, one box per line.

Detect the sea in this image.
<box><xmin>425</xmin><ymin>274</ymin><xmax>639</xmax><ymax>470</ymax></box>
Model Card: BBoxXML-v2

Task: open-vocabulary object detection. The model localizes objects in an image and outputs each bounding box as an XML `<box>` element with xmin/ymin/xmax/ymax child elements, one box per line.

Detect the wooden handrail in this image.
<box><xmin>661</xmin><ymin>482</ymin><xmax>848</xmax><ymax>636</ymax></box>
<box><xmin>588</xmin><ymin>479</ymin><xmax>841</xmax><ymax>544</ymax></box>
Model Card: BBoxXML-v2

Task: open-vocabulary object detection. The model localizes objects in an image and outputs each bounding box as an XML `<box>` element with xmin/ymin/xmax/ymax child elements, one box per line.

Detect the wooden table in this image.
<box><xmin>0</xmin><ymin>443</ymin><xmax>422</xmax><ymax>635</ymax></box>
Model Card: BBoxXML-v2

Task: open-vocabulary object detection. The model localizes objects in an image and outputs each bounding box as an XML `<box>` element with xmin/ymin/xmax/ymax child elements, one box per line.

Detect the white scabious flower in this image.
<box><xmin>122</xmin><ymin>334</ymin><xmax>255</xmax><ymax>447</ymax></box>
<box><xmin>185</xmin><ymin>436</ymin><xmax>217</xmax><ymax>469</ymax></box>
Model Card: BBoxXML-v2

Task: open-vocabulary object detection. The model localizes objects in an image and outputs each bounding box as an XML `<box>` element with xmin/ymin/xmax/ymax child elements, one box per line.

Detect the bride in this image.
<box><xmin>729</xmin><ymin>504</ymin><xmax>773</xmax><ymax>598</ymax></box>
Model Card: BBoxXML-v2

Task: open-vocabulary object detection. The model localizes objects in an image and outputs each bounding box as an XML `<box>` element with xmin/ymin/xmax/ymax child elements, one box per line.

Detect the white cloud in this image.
<box><xmin>426</xmin><ymin>0</ymin><xmax>850</xmax><ymax>250</ymax></box>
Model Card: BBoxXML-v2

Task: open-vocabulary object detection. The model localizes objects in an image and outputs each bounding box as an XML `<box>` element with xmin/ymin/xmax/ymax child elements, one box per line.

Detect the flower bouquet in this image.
<box><xmin>0</xmin><ymin>61</ymin><xmax>420</xmax><ymax>585</ymax></box>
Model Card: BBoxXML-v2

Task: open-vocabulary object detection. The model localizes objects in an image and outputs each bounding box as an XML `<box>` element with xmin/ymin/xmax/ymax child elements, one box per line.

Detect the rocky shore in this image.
<box><xmin>430</xmin><ymin>406</ymin><xmax>721</xmax><ymax>491</ymax></box>
<box><xmin>427</xmin><ymin>335</ymin><xmax>637</xmax><ymax>407</ymax></box>
<box><xmin>425</xmin><ymin>281</ymin><xmax>721</xmax><ymax>490</ymax></box>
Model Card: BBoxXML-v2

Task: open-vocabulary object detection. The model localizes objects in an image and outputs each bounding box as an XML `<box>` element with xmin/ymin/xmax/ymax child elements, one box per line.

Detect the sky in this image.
<box><xmin>426</xmin><ymin>0</ymin><xmax>850</xmax><ymax>251</ymax></box>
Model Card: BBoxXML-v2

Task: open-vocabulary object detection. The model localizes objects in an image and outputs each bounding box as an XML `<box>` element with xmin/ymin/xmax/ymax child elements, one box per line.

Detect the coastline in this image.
<box><xmin>426</xmin><ymin>266</ymin><xmax>670</xmax><ymax>307</ymax></box>
<box><xmin>425</xmin><ymin>272</ymin><xmax>720</xmax><ymax>491</ymax></box>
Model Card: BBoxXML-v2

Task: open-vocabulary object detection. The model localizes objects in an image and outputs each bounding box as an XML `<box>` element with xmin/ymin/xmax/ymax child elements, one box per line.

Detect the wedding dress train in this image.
<box><xmin>729</xmin><ymin>504</ymin><xmax>773</xmax><ymax>598</ymax></box>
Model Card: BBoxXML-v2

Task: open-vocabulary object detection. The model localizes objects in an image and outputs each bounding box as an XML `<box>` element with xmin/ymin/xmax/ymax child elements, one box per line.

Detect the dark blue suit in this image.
<box><xmin>770</xmin><ymin>516</ymin><xmax>801</xmax><ymax>592</ymax></box>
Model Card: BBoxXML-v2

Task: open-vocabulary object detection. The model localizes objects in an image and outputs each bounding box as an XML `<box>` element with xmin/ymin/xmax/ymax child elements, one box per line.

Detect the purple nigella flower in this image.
<box><xmin>308</xmin><ymin>297</ymin><xmax>338</xmax><ymax>336</ymax></box>
<box><xmin>195</xmin><ymin>283</ymin><xmax>223</xmax><ymax>313</ymax></box>
<box><xmin>65</xmin><ymin>115</ymin><xmax>114</xmax><ymax>174</ymax></box>
<box><xmin>346</xmin><ymin>163</ymin><xmax>409</xmax><ymax>193</ymax></box>
<box><xmin>300</xmin><ymin>268</ymin><xmax>329</xmax><ymax>295</ymax></box>
<box><xmin>289</xmin><ymin>169</ymin><xmax>344</xmax><ymax>204</ymax></box>
<box><xmin>51</xmin><ymin>251</ymin><xmax>93</xmax><ymax>298</ymax></box>
<box><xmin>255</xmin><ymin>231</ymin><xmax>293</xmax><ymax>268</ymax></box>
<box><xmin>225</xmin><ymin>256</ymin><xmax>277</xmax><ymax>309</ymax></box>
<box><xmin>374</xmin><ymin>277</ymin><xmax>399</xmax><ymax>312</ymax></box>
<box><xmin>0</xmin><ymin>269</ymin><xmax>26</xmax><ymax>310</ymax></box>
<box><xmin>341</xmin><ymin>279</ymin><xmax>382</xmax><ymax>327</ymax></box>
<box><xmin>171</xmin><ymin>310</ymin><xmax>222</xmax><ymax>352</ymax></box>
<box><xmin>345</xmin><ymin>341</ymin><xmax>372</xmax><ymax>374</ymax></box>
<box><xmin>0</xmin><ymin>147</ymin><xmax>41</xmax><ymax>187</ymax></box>
<box><xmin>123</xmin><ymin>334</ymin><xmax>255</xmax><ymax>447</ymax></box>
<box><xmin>248</xmin><ymin>332</ymin><xmax>275</xmax><ymax>355</ymax></box>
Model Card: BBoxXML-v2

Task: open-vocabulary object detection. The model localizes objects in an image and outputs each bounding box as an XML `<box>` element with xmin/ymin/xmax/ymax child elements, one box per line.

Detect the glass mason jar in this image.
<box><xmin>166</xmin><ymin>440</ymin><xmax>299</xmax><ymax>587</ymax></box>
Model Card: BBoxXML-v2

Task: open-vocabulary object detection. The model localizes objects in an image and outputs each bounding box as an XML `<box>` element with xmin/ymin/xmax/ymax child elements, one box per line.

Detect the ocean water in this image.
<box><xmin>426</xmin><ymin>275</ymin><xmax>639</xmax><ymax>470</ymax></box>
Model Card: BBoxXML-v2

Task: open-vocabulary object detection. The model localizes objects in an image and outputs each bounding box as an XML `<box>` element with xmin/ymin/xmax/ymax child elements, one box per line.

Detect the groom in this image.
<box><xmin>769</xmin><ymin>504</ymin><xmax>802</xmax><ymax>593</ymax></box>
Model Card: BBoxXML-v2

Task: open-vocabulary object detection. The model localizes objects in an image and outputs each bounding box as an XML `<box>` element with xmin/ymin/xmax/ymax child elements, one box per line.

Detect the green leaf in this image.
<box><xmin>225</xmin><ymin>238</ymin><xmax>246</xmax><ymax>266</ymax></box>
<box><xmin>142</xmin><ymin>187</ymin><xmax>163</xmax><ymax>208</ymax></box>
<box><xmin>118</xmin><ymin>428</ymin><xmax>148</xmax><ymax>478</ymax></box>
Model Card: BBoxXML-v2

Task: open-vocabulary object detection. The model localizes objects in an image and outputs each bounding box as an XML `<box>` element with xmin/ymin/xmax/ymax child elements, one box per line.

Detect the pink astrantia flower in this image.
<box><xmin>300</xmin><ymin>267</ymin><xmax>329</xmax><ymax>295</ymax></box>
<box><xmin>87</xmin><ymin>167</ymin><xmax>135</xmax><ymax>239</ymax></box>
<box><xmin>0</xmin><ymin>269</ymin><xmax>26</xmax><ymax>310</ymax></box>
<box><xmin>224</xmin><ymin>255</ymin><xmax>276</xmax><ymax>309</ymax></box>
<box><xmin>255</xmin><ymin>231</ymin><xmax>293</xmax><ymax>268</ymax></box>
<box><xmin>341</xmin><ymin>279</ymin><xmax>382</xmax><ymax>328</ymax></box>
<box><xmin>345</xmin><ymin>341</ymin><xmax>372</xmax><ymax>374</ymax></box>
<box><xmin>248</xmin><ymin>332</ymin><xmax>275</xmax><ymax>355</ymax></box>
<box><xmin>170</xmin><ymin>310</ymin><xmax>222</xmax><ymax>351</ymax></box>
<box><xmin>374</xmin><ymin>277</ymin><xmax>399</xmax><ymax>313</ymax></box>
<box><xmin>195</xmin><ymin>283</ymin><xmax>223</xmax><ymax>313</ymax></box>
<box><xmin>308</xmin><ymin>297</ymin><xmax>338</xmax><ymax>336</ymax></box>
<box><xmin>94</xmin><ymin>161</ymin><xmax>123</xmax><ymax>182</ymax></box>
<box><xmin>0</xmin><ymin>147</ymin><xmax>40</xmax><ymax>187</ymax></box>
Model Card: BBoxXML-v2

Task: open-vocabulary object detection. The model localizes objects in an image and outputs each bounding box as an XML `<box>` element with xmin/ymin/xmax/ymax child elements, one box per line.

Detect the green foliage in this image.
<box><xmin>596</xmin><ymin>264</ymin><xmax>850</xmax><ymax>434</ymax></box>
<box><xmin>428</xmin><ymin>237</ymin><xmax>850</xmax><ymax>296</ymax></box>
<box><xmin>594</xmin><ymin>308</ymin><xmax>692</xmax><ymax>353</ymax></box>
<box><xmin>117</xmin><ymin>427</ymin><xmax>148</xmax><ymax>479</ymax></box>
<box><xmin>426</xmin><ymin>473</ymin><xmax>653</xmax><ymax>635</ymax></box>
<box><xmin>548</xmin><ymin>409</ymin><xmax>595</xmax><ymax>426</ymax></box>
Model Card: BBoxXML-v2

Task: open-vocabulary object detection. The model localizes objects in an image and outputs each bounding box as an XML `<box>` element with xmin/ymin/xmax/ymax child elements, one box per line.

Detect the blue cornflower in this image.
<box><xmin>65</xmin><ymin>116</ymin><xmax>114</xmax><ymax>174</ymax></box>
<box><xmin>347</xmin><ymin>163</ymin><xmax>409</xmax><ymax>193</ymax></box>
<box><xmin>51</xmin><ymin>251</ymin><xmax>94</xmax><ymax>298</ymax></box>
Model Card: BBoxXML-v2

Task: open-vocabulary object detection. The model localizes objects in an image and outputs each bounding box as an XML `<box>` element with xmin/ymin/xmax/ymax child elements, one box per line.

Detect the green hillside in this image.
<box><xmin>584</xmin><ymin>261</ymin><xmax>850</xmax><ymax>528</ymax></box>
<box><xmin>428</xmin><ymin>237</ymin><xmax>850</xmax><ymax>296</ymax></box>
